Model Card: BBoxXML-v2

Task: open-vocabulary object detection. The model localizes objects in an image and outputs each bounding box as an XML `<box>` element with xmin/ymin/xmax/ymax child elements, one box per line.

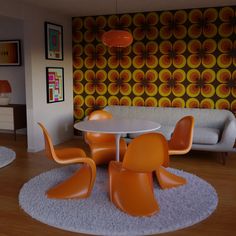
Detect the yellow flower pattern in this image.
<box><xmin>73</xmin><ymin>6</ymin><xmax>236</xmax><ymax>122</ymax></box>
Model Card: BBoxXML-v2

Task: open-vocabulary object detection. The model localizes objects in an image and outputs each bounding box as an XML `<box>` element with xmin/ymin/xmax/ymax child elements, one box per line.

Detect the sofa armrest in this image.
<box><xmin>218</xmin><ymin>118</ymin><xmax>236</xmax><ymax>148</ymax></box>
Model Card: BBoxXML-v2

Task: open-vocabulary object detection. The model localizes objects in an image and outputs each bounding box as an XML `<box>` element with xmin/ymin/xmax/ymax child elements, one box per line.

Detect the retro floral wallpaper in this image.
<box><xmin>72</xmin><ymin>6</ymin><xmax>236</xmax><ymax>121</ymax></box>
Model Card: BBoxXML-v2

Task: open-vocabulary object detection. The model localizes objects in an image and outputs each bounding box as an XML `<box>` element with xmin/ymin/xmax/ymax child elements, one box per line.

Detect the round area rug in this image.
<box><xmin>19</xmin><ymin>165</ymin><xmax>218</xmax><ymax>236</ymax></box>
<box><xmin>0</xmin><ymin>146</ymin><xmax>16</xmax><ymax>168</ymax></box>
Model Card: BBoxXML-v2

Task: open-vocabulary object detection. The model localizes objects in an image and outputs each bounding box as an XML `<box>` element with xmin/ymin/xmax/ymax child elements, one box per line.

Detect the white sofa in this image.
<box><xmin>104</xmin><ymin>105</ymin><xmax>236</xmax><ymax>154</ymax></box>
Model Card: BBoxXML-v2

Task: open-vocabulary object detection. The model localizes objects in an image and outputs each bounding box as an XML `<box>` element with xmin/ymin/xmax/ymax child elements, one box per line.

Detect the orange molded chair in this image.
<box><xmin>38</xmin><ymin>122</ymin><xmax>96</xmax><ymax>199</ymax></box>
<box><xmin>168</xmin><ymin>116</ymin><xmax>194</xmax><ymax>155</ymax></box>
<box><xmin>109</xmin><ymin>133</ymin><xmax>186</xmax><ymax>217</ymax></box>
<box><xmin>84</xmin><ymin>110</ymin><xmax>127</xmax><ymax>165</ymax></box>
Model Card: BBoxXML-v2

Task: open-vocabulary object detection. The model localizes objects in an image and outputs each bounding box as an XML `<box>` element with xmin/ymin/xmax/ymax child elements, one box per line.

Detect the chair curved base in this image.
<box><xmin>47</xmin><ymin>165</ymin><xmax>93</xmax><ymax>199</ymax></box>
<box><xmin>168</xmin><ymin>148</ymin><xmax>191</xmax><ymax>155</ymax></box>
<box><xmin>155</xmin><ymin>166</ymin><xmax>187</xmax><ymax>189</ymax></box>
<box><xmin>109</xmin><ymin>161</ymin><xmax>159</xmax><ymax>217</ymax></box>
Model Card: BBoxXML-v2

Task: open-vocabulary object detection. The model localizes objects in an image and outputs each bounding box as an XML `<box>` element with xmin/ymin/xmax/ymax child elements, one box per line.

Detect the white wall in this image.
<box><xmin>0</xmin><ymin>0</ymin><xmax>74</xmax><ymax>152</ymax></box>
<box><xmin>0</xmin><ymin>15</ymin><xmax>25</xmax><ymax>104</ymax></box>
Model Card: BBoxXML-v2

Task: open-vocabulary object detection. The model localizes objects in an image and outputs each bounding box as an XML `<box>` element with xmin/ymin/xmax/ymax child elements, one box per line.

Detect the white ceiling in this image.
<box><xmin>12</xmin><ymin>0</ymin><xmax>236</xmax><ymax>17</ymax></box>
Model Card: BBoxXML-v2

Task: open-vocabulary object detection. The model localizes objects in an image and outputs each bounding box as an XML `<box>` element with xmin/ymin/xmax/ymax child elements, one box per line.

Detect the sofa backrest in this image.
<box><xmin>104</xmin><ymin>106</ymin><xmax>235</xmax><ymax>130</ymax></box>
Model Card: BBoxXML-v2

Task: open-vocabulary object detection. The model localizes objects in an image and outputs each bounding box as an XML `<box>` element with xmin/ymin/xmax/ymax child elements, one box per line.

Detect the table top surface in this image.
<box><xmin>74</xmin><ymin>118</ymin><xmax>161</xmax><ymax>134</ymax></box>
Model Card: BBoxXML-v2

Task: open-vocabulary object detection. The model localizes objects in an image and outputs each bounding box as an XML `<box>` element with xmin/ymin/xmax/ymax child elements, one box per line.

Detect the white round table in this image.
<box><xmin>74</xmin><ymin>118</ymin><xmax>161</xmax><ymax>161</ymax></box>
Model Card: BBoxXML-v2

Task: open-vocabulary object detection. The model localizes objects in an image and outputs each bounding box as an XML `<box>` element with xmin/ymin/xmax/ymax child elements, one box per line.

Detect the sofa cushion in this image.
<box><xmin>104</xmin><ymin>105</ymin><xmax>234</xmax><ymax>130</ymax></box>
<box><xmin>128</xmin><ymin>126</ymin><xmax>220</xmax><ymax>145</ymax></box>
<box><xmin>128</xmin><ymin>125</ymin><xmax>174</xmax><ymax>140</ymax></box>
<box><xmin>193</xmin><ymin>127</ymin><xmax>220</xmax><ymax>145</ymax></box>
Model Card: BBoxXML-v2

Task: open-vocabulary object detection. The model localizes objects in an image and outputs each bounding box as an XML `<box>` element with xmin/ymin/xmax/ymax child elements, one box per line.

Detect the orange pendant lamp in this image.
<box><xmin>102</xmin><ymin>0</ymin><xmax>133</xmax><ymax>47</ymax></box>
<box><xmin>102</xmin><ymin>30</ymin><xmax>133</xmax><ymax>47</ymax></box>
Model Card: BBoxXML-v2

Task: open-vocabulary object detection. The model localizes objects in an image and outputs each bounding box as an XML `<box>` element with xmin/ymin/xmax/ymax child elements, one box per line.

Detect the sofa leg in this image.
<box><xmin>220</xmin><ymin>152</ymin><xmax>227</xmax><ymax>165</ymax></box>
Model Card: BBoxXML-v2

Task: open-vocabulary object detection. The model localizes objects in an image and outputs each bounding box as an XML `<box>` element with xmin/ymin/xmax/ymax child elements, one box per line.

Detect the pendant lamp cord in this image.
<box><xmin>116</xmin><ymin>0</ymin><xmax>118</xmax><ymax>28</ymax></box>
<box><xmin>116</xmin><ymin>0</ymin><xmax>118</xmax><ymax>15</ymax></box>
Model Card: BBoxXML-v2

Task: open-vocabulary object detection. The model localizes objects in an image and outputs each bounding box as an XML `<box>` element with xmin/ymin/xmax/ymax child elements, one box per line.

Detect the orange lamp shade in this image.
<box><xmin>102</xmin><ymin>30</ymin><xmax>133</xmax><ymax>48</ymax></box>
<box><xmin>0</xmin><ymin>80</ymin><xmax>11</xmax><ymax>93</ymax></box>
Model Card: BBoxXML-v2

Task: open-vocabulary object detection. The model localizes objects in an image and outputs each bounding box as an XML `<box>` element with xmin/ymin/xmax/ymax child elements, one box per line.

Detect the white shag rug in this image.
<box><xmin>0</xmin><ymin>146</ymin><xmax>16</xmax><ymax>168</ymax></box>
<box><xmin>19</xmin><ymin>165</ymin><xmax>218</xmax><ymax>236</ymax></box>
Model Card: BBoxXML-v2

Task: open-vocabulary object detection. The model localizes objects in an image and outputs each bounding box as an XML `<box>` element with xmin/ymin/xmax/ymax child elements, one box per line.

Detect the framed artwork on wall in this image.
<box><xmin>45</xmin><ymin>22</ymin><xmax>63</xmax><ymax>60</ymax></box>
<box><xmin>46</xmin><ymin>67</ymin><xmax>64</xmax><ymax>103</ymax></box>
<box><xmin>0</xmin><ymin>40</ymin><xmax>21</xmax><ymax>66</ymax></box>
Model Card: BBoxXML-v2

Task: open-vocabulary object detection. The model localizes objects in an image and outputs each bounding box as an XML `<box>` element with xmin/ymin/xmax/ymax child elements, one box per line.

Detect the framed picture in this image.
<box><xmin>45</xmin><ymin>22</ymin><xmax>63</xmax><ymax>60</ymax></box>
<box><xmin>46</xmin><ymin>67</ymin><xmax>64</xmax><ymax>103</ymax></box>
<box><xmin>0</xmin><ymin>40</ymin><xmax>21</xmax><ymax>66</ymax></box>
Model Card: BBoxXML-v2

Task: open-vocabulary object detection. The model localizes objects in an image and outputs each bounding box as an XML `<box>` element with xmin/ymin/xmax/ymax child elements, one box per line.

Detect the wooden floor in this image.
<box><xmin>0</xmin><ymin>133</ymin><xmax>236</xmax><ymax>236</ymax></box>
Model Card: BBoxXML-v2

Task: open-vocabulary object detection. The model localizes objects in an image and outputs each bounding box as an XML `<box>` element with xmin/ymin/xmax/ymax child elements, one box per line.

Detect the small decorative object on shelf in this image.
<box><xmin>0</xmin><ymin>80</ymin><xmax>12</xmax><ymax>105</ymax></box>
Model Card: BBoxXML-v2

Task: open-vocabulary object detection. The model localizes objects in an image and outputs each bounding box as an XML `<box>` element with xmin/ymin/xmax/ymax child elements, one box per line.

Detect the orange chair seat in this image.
<box><xmin>88</xmin><ymin>138</ymin><xmax>127</xmax><ymax>165</ymax></box>
<box><xmin>55</xmin><ymin>147</ymin><xmax>87</xmax><ymax>161</ymax></box>
<box><xmin>109</xmin><ymin>161</ymin><xmax>159</xmax><ymax>217</ymax></box>
<box><xmin>108</xmin><ymin>133</ymin><xmax>187</xmax><ymax>217</ymax></box>
<box><xmin>168</xmin><ymin>116</ymin><xmax>194</xmax><ymax>156</ymax></box>
<box><xmin>168</xmin><ymin>142</ymin><xmax>190</xmax><ymax>155</ymax></box>
<box><xmin>38</xmin><ymin>122</ymin><xmax>96</xmax><ymax>199</ymax></box>
<box><xmin>85</xmin><ymin>110</ymin><xmax>127</xmax><ymax>165</ymax></box>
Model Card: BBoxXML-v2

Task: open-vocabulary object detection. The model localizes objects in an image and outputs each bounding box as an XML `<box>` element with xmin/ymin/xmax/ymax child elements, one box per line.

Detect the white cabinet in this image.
<box><xmin>0</xmin><ymin>104</ymin><xmax>26</xmax><ymax>139</ymax></box>
<box><xmin>0</xmin><ymin>107</ymin><xmax>14</xmax><ymax>130</ymax></box>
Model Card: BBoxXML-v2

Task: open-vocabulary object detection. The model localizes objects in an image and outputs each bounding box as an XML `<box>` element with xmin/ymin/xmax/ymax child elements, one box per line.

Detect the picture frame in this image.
<box><xmin>45</xmin><ymin>22</ymin><xmax>63</xmax><ymax>60</ymax></box>
<box><xmin>0</xmin><ymin>40</ymin><xmax>21</xmax><ymax>66</ymax></box>
<box><xmin>46</xmin><ymin>67</ymin><xmax>64</xmax><ymax>103</ymax></box>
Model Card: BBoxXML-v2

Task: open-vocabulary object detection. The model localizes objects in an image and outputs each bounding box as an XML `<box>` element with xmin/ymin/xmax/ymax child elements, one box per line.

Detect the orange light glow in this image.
<box><xmin>102</xmin><ymin>30</ymin><xmax>133</xmax><ymax>48</ymax></box>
